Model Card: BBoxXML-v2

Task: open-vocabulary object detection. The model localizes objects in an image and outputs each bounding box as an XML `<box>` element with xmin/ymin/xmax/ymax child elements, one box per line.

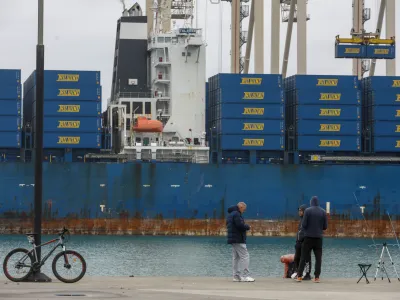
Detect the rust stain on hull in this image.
<box><xmin>0</xmin><ymin>218</ymin><xmax>399</xmax><ymax>238</ymax></box>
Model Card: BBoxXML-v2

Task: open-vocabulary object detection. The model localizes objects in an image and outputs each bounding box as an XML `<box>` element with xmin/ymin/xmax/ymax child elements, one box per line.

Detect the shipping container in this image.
<box><xmin>284</xmin><ymin>75</ymin><xmax>358</xmax><ymax>90</ymax></box>
<box><xmin>211</xmin><ymin>103</ymin><xmax>284</xmax><ymax>120</ymax></box>
<box><xmin>0</xmin><ymin>85</ymin><xmax>21</xmax><ymax>100</ymax></box>
<box><xmin>24</xmin><ymin>86</ymin><xmax>101</xmax><ymax>101</ymax></box>
<box><xmin>294</xmin><ymin>105</ymin><xmax>360</xmax><ymax>120</ymax></box>
<box><xmin>0</xmin><ymin>116</ymin><xmax>21</xmax><ymax>131</ymax></box>
<box><xmin>31</xmin><ymin>101</ymin><xmax>102</xmax><ymax>118</ymax></box>
<box><xmin>365</xmin><ymin>45</ymin><xmax>396</xmax><ymax>60</ymax></box>
<box><xmin>24</xmin><ymin>70</ymin><xmax>101</xmax><ymax>92</ymax></box>
<box><xmin>0</xmin><ymin>132</ymin><xmax>21</xmax><ymax>148</ymax></box>
<box><xmin>363</xmin><ymin>76</ymin><xmax>400</xmax><ymax>90</ymax></box>
<box><xmin>0</xmin><ymin>100</ymin><xmax>21</xmax><ymax>116</ymax></box>
<box><xmin>32</xmin><ymin>116</ymin><xmax>102</xmax><ymax>132</ymax></box>
<box><xmin>372</xmin><ymin>137</ymin><xmax>400</xmax><ymax>152</ymax></box>
<box><xmin>296</xmin><ymin>120</ymin><xmax>360</xmax><ymax>136</ymax></box>
<box><xmin>0</xmin><ymin>69</ymin><xmax>21</xmax><ymax>86</ymax></box>
<box><xmin>335</xmin><ymin>44</ymin><xmax>366</xmax><ymax>59</ymax></box>
<box><xmin>213</xmin><ymin>73</ymin><xmax>282</xmax><ymax>90</ymax></box>
<box><xmin>210</xmin><ymin>87</ymin><xmax>283</xmax><ymax>105</ymax></box>
<box><xmin>216</xmin><ymin>119</ymin><xmax>284</xmax><ymax>135</ymax></box>
<box><xmin>296</xmin><ymin>135</ymin><xmax>360</xmax><ymax>152</ymax></box>
<box><xmin>286</xmin><ymin>89</ymin><xmax>360</xmax><ymax>106</ymax></box>
<box><xmin>218</xmin><ymin>134</ymin><xmax>284</xmax><ymax>151</ymax></box>
<box><xmin>364</xmin><ymin>90</ymin><xmax>400</xmax><ymax>106</ymax></box>
<box><xmin>368</xmin><ymin>121</ymin><xmax>400</xmax><ymax>136</ymax></box>
<box><xmin>41</xmin><ymin>132</ymin><xmax>102</xmax><ymax>149</ymax></box>
<box><xmin>368</xmin><ymin>106</ymin><xmax>400</xmax><ymax>121</ymax></box>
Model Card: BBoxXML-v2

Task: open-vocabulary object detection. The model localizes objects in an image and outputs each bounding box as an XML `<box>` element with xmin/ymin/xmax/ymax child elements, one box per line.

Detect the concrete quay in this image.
<box><xmin>0</xmin><ymin>276</ymin><xmax>399</xmax><ymax>300</ymax></box>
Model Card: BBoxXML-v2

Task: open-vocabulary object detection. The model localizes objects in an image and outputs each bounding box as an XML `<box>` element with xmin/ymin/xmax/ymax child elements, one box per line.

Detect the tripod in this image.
<box><xmin>374</xmin><ymin>243</ymin><xmax>400</xmax><ymax>283</ymax></box>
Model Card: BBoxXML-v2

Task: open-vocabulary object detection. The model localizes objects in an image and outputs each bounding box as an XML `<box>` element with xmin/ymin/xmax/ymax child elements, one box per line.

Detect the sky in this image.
<box><xmin>0</xmin><ymin>0</ymin><xmax>399</xmax><ymax>112</ymax></box>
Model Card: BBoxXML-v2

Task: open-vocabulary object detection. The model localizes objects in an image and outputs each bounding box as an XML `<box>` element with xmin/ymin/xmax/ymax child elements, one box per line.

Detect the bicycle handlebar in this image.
<box><xmin>58</xmin><ymin>227</ymin><xmax>69</xmax><ymax>237</ymax></box>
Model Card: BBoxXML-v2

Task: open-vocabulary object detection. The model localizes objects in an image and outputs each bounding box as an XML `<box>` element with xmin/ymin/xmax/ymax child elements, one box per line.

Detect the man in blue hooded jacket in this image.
<box><xmin>296</xmin><ymin>196</ymin><xmax>328</xmax><ymax>283</ymax></box>
<box><xmin>226</xmin><ymin>202</ymin><xmax>254</xmax><ymax>282</ymax></box>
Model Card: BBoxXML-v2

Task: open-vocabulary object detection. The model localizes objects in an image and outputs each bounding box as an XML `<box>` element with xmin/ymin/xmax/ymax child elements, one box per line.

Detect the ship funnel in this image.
<box><xmin>128</xmin><ymin>3</ymin><xmax>143</xmax><ymax>16</ymax></box>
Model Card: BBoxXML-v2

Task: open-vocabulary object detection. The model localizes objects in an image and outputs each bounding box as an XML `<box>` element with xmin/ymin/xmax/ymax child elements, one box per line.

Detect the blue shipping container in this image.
<box><xmin>217</xmin><ymin>119</ymin><xmax>284</xmax><ymax>135</ymax></box>
<box><xmin>214</xmin><ymin>87</ymin><xmax>283</xmax><ymax>104</ymax></box>
<box><xmin>370</xmin><ymin>121</ymin><xmax>400</xmax><ymax>136</ymax></box>
<box><xmin>0</xmin><ymin>69</ymin><xmax>21</xmax><ymax>86</ymax></box>
<box><xmin>215</xmin><ymin>103</ymin><xmax>284</xmax><ymax>119</ymax></box>
<box><xmin>42</xmin><ymin>132</ymin><xmax>101</xmax><ymax>149</ymax></box>
<box><xmin>335</xmin><ymin>44</ymin><xmax>367</xmax><ymax>59</ymax></box>
<box><xmin>365</xmin><ymin>90</ymin><xmax>400</xmax><ymax>106</ymax></box>
<box><xmin>369</xmin><ymin>106</ymin><xmax>400</xmax><ymax>121</ymax></box>
<box><xmin>288</xmin><ymin>89</ymin><xmax>360</xmax><ymax>105</ymax></box>
<box><xmin>364</xmin><ymin>76</ymin><xmax>400</xmax><ymax>89</ymax></box>
<box><xmin>25</xmin><ymin>86</ymin><xmax>101</xmax><ymax>101</ymax></box>
<box><xmin>0</xmin><ymin>85</ymin><xmax>21</xmax><ymax>100</ymax></box>
<box><xmin>366</xmin><ymin>45</ymin><xmax>396</xmax><ymax>60</ymax></box>
<box><xmin>215</xmin><ymin>73</ymin><xmax>282</xmax><ymax>90</ymax></box>
<box><xmin>296</xmin><ymin>105</ymin><xmax>360</xmax><ymax>120</ymax></box>
<box><xmin>33</xmin><ymin>101</ymin><xmax>101</xmax><ymax>117</ymax></box>
<box><xmin>219</xmin><ymin>134</ymin><xmax>284</xmax><ymax>151</ymax></box>
<box><xmin>0</xmin><ymin>116</ymin><xmax>21</xmax><ymax>131</ymax></box>
<box><xmin>32</xmin><ymin>116</ymin><xmax>102</xmax><ymax>132</ymax></box>
<box><xmin>0</xmin><ymin>100</ymin><xmax>21</xmax><ymax>116</ymax></box>
<box><xmin>297</xmin><ymin>135</ymin><xmax>360</xmax><ymax>152</ymax></box>
<box><xmin>285</xmin><ymin>75</ymin><xmax>358</xmax><ymax>90</ymax></box>
<box><xmin>296</xmin><ymin>120</ymin><xmax>360</xmax><ymax>136</ymax></box>
<box><xmin>0</xmin><ymin>132</ymin><xmax>21</xmax><ymax>148</ymax></box>
<box><xmin>373</xmin><ymin>137</ymin><xmax>400</xmax><ymax>152</ymax></box>
<box><xmin>24</xmin><ymin>70</ymin><xmax>101</xmax><ymax>92</ymax></box>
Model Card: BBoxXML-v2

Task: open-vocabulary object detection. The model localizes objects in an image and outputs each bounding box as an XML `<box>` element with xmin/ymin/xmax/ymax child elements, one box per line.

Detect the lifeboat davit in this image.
<box><xmin>132</xmin><ymin>116</ymin><xmax>163</xmax><ymax>133</ymax></box>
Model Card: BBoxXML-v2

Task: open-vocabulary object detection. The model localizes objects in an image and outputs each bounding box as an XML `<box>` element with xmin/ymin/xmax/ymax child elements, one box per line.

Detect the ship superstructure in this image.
<box><xmin>106</xmin><ymin>1</ymin><xmax>208</xmax><ymax>163</ymax></box>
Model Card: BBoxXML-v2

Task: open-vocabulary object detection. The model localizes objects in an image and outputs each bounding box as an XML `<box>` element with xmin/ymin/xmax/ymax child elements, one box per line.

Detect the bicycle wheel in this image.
<box><xmin>52</xmin><ymin>250</ymin><xmax>86</xmax><ymax>283</ymax></box>
<box><xmin>3</xmin><ymin>248</ymin><xmax>34</xmax><ymax>282</ymax></box>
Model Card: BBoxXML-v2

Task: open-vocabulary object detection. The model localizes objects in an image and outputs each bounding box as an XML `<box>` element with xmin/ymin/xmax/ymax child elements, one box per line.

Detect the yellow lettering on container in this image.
<box><xmin>242</xmin><ymin>139</ymin><xmax>264</xmax><ymax>146</ymax></box>
<box><xmin>396</xmin><ymin>125</ymin><xmax>400</xmax><ymax>133</ymax></box>
<box><xmin>393</xmin><ymin>81</ymin><xmax>400</xmax><ymax>88</ymax></box>
<box><xmin>396</xmin><ymin>94</ymin><xmax>400</xmax><ymax>102</ymax></box>
<box><xmin>319</xmin><ymin>140</ymin><xmax>341</xmax><ymax>147</ymax></box>
<box><xmin>243</xmin><ymin>123</ymin><xmax>264</xmax><ymax>131</ymax></box>
<box><xmin>57</xmin><ymin>121</ymin><xmax>80</xmax><ymax>129</ymax></box>
<box><xmin>243</xmin><ymin>92</ymin><xmax>264</xmax><ymax>100</ymax></box>
<box><xmin>317</xmin><ymin>79</ymin><xmax>338</xmax><ymax>86</ymax></box>
<box><xmin>345</xmin><ymin>48</ymin><xmax>360</xmax><ymax>54</ymax></box>
<box><xmin>319</xmin><ymin>109</ymin><xmax>341</xmax><ymax>116</ymax></box>
<box><xmin>319</xmin><ymin>124</ymin><xmax>341</xmax><ymax>132</ymax></box>
<box><xmin>396</xmin><ymin>110</ymin><xmax>400</xmax><ymax>117</ymax></box>
<box><xmin>57</xmin><ymin>105</ymin><xmax>80</xmax><ymax>113</ymax></box>
<box><xmin>242</xmin><ymin>108</ymin><xmax>264</xmax><ymax>115</ymax></box>
<box><xmin>320</xmin><ymin>93</ymin><xmax>341</xmax><ymax>101</ymax></box>
<box><xmin>58</xmin><ymin>89</ymin><xmax>81</xmax><ymax>97</ymax></box>
<box><xmin>240</xmin><ymin>78</ymin><xmax>262</xmax><ymax>85</ymax></box>
<box><xmin>396</xmin><ymin>141</ymin><xmax>400</xmax><ymax>148</ymax></box>
<box><xmin>57</xmin><ymin>137</ymin><xmax>80</xmax><ymax>144</ymax></box>
<box><xmin>57</xmin><ymin>74</ymin><xmax>79</xmax><ymax>82</ymax></box>
<box><xmin>374</xmin><ymin>49</ymin><xmax>389</xmax><ymax>55</ymax></box>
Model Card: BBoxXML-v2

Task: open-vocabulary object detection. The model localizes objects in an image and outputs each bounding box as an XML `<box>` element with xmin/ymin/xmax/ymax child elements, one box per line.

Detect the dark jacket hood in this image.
<box><xmin>310</xmin><ymin>196</ymin><xmax>319</xmax><ymax>207</ymax></box>
<box><xmin>227</xmin><ymin>205</ymin><xmax>239</xmax><ymax>213</ymax></box>
<box><xmin>299</xmin><ymin>204</ymin><xmax>307</xmax><ymax>212</ymax></box>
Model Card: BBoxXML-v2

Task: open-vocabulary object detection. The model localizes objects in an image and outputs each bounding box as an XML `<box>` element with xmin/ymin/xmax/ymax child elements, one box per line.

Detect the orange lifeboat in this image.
<box><xmin>132</xmin><ymin>116</ymin><xmax>163</xmax><ymax>133</ymax></box>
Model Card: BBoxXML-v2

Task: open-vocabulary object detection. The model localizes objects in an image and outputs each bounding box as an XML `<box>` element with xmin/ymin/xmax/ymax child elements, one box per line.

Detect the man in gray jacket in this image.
<box><xmin>296</xmin><ymin>196</ymin><xmax>328</xmax><ymax>283</ymax></box>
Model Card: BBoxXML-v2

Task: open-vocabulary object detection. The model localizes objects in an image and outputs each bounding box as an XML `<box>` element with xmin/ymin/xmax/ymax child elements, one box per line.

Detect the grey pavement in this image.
<box><xmin>0</xmin><ymin>276</ymin><xmax>399</xmax><ymax>300</ymax></box>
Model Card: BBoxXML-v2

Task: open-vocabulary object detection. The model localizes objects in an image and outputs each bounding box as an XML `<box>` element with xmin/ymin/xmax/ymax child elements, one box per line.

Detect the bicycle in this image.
<box><xmin>3</xmin><ymin>227</ymin><xmax>86</xmax><ymax>283</ymax></box>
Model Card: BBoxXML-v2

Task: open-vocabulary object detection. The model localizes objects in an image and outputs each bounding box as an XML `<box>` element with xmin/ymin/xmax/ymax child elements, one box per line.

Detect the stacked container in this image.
<box><xmin>362</xmin><ymin>76</ymin><xmax>400</xmax><ymax>152</ymax></box>
<box><xmin>285</xmin><ymin>75</ymin><xmax>361</xmax><ymax>152</ymax></box>
<box><xmin>23</xmin><ymin>70</ymin><xmax>102</xmax><ymax>149</ymax></box>
<box><xmin>0</xmin><ymin>69</ymin><xmax>22</xmax><ymax>148</ymax></box>
<box><xmin>208</xmin><ymin>73</ymin><xmax>284</xmax><ymax>152</ymax></box>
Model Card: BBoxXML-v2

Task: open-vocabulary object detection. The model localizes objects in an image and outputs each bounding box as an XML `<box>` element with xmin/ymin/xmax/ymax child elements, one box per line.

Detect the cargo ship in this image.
<box><xmin>0</xmin><ymin>2</ymin><xmax>399</xmax><ymax>238</ymax></box>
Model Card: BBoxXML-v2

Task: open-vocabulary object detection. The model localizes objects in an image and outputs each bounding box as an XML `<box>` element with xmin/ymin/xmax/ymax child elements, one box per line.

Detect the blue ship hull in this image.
<box><xmin>0</xmin><ymin>163</ymin><xmax>398</xmax><ymax>221</ymax></box>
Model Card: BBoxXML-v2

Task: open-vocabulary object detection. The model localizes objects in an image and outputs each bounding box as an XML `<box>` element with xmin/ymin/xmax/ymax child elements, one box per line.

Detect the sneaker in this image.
<box><xmin>291</xmin><ymin>272</ymin><xmax>297</xmax><ymax>279</ymax></box>
<box><xmin>233</xmin><ymin>276</ymin><xmax>242</xmax><ymax>282</ymax></box>
<box><xmin>296</xmin><ymin>277</ymin><xmax>303</xmax><ymax>282</ymax></box>
<box><xmin>313</xmin><ymin>278</ymin><xmax>320</xmax><ymax>283</ymax></box>
<box><xmin>242</xmin><ymin>276</ymin><xmax>255</xmax><ymax>282</ymax></box>
<box><xmin>303</xmin><ymin>274</ymin><xmax>312</xmax><ymax>281</ymax></box>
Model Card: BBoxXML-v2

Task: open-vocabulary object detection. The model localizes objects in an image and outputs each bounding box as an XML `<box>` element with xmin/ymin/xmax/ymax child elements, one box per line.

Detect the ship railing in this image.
<box><xmin>117</xmin><ymin>92</ymin><xmax>152</xmax><ymax>99</ymax></box>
